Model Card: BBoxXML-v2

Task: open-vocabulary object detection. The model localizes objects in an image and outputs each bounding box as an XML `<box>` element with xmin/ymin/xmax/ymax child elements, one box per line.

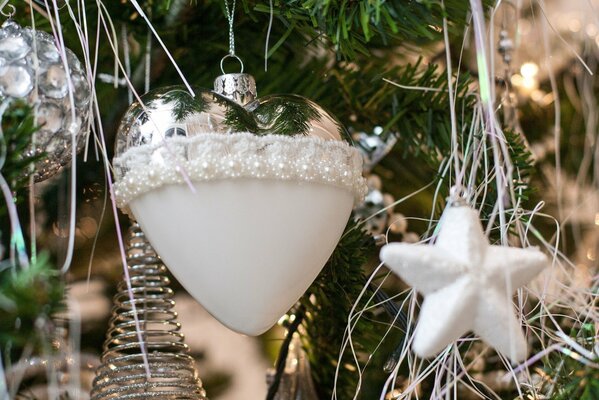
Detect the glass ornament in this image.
<box><xmin>112</xmin><ymin>72</ymin><xmax>366</xmax><ymax>336</ymax></box>
<box><xmin>0</xmin><ymin>19</ymin><xmax>91</xmax><ymax>182</ymax></box>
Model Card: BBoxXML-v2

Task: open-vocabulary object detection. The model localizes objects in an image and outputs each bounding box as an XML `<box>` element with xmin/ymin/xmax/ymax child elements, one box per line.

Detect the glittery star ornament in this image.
<box><xmin>380</xmin><ymin>204</ymin><xmax>548</xmax><ymax>362</ymax></box>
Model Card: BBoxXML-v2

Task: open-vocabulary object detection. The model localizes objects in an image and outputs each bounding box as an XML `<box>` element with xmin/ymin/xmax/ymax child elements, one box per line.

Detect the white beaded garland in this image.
<box><xmin>113</xmin><ymin>132</ymin><xmax>367</xmax><ymax>211</ymax></box>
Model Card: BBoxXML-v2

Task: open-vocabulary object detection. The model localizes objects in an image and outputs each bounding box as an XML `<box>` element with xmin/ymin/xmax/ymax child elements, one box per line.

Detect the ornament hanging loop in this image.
<box><xmin>0</xmin><ymin>1</ymin><xmax>15</xmax><ymax>18</ymax></box>
<box><xmin>221</xmin><ymin>0</ymin><xmax>246</xmax><ymax>74</ymax></box>
<box><xmin>220</xmin><ymin>53</ymin><xmax>244</xmax><ymax>75</ymax></box>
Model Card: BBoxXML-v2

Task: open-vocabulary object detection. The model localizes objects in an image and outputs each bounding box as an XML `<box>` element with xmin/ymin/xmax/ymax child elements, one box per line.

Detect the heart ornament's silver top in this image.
<box><xmin>112</xmin><ymin>74</ymin><xmax>367</xmax><ymax>211</ymax></box>
<box><xmin>213</xmin><ymin>73</ymin><xmax>256</xmax><ymax>106</ymax></box>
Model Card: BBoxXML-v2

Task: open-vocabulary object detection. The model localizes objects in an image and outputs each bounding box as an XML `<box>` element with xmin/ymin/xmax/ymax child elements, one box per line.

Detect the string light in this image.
<box><xmin>587</xmin><ymin>248</ymin><xmax>596</xmax><ymax>262</ymax></box>
<box><xmin>520</xmin><ymin>62</ymin><xmax>539</xmax><ymax>79</ymax></box>
<box><xmin>511</xmin><ymin>61</ymin><xmax>541</xmax><ymax>99</ymax></box>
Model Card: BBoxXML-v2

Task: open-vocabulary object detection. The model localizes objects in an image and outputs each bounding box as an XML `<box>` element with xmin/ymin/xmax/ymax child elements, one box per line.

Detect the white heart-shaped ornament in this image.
<box><xmin>113</xmin><ymin>74</ymin><xmax>366</xmax><ymax>335</ymax></box>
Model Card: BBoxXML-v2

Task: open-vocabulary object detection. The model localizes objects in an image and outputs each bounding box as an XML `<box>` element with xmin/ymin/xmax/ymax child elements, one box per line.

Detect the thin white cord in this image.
<box><xmin>128</xmin><ymin>0</ymin><xmax>195</xmax><ymax>96</ymax></box>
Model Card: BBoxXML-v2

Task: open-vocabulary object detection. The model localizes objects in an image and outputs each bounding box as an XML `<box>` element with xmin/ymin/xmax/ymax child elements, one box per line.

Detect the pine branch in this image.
<box><xmin>0</xmin><ymin>102</ymin><xmax>42</xmax><ymax>195</ymax></box>
<box><xmin>0</xmin><ymin>103</ymin><xmax>64</xmax><ymax>361</ymax></box>
<box><xmin>248</xmin><ymin>0</ymin><xmax>482</xmax><ymax>58</ymax></box>
<box><xmin>0</xmin><ymin>252</ymin><xmax>65</xmax><ymax>360</ymax></box>
<box><xmin>292</xmin><ymin>220</ymin><xmax>384</xmax><ymax>399</ymax></box>
<box><xmin>541</xmin><ymin>323</ymin><xmax>599</xmax><ymax>400</ymax></box>
<box><xmin>0</xmin><ymin>102</ymin><xmax>43</xmax><ymax>255</ymax></box>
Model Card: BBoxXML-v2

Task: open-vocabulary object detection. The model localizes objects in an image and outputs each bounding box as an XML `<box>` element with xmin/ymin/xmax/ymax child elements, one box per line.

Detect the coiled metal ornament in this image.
<box><xmin>90</xmin><ymin>224</ymin><xmax>207</xmax><ymax>399</ymax></box>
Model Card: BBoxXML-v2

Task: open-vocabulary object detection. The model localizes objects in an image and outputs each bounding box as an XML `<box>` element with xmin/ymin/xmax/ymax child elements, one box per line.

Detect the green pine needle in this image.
<box><xmin>0</xmin><ymin>101</ymin><xmax>43</xmax><ymax>194</ymax></box>
<box><xmin>0</xmin><ymin>253</ymin><xmax>65</xmax><ymax>356</ymax></box>
<box><xmin>293</xmin><ymin>220</ymin><xmax>382</xmax><ymax>399</ymax></box>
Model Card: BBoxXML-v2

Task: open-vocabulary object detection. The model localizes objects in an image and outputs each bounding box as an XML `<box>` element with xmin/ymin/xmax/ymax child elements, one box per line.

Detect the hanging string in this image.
<box><xmin>220</xmin><ymin>0</ymin><xmax>243</xmax><ymax>74</ymax></box>
<box><xmin>264</xmin><ymin>0</ymin><xmax>273</xmax><ymax>71</ymax></box>
<box><xmin>0</xmin><ymin>97</ymin><xmax>29</xmax><ymax>269</ymax></box>
<box><xmin>42</xmin><ymin>0</ymin><xmax>79</xmax><ymax>274</ymax></box>
<box><xmin>144</xmin><ymin>27</ymin><xmax>151</xmax><ymax>93</ymax></box>
<box><xmin>224</xmin><ymin>0</ymin><xmax>236</xmax><ymax>55</ymax></box>
<box><xmin>441</xmin><ymin>0</ymin><xmax>463</xmax><ymax>198</ymax></box>
<box><xmin>128</xmin><ymin>0</ymin><xmax>194</xmax><ymax>96</ymax></box>
<box><xmin>121</xmin><ymin>24</ymin><xmax>133</xmax><ymax>103</ymax></box>
<box><xmin>28</xmin><ymin>0</ymin><xmax>37</xmax><ymax>265</ymax></box>
<box><xmin>0</xmin><ymin>174</ymin><xmax>29</xmax><ymax>268</ymax></box>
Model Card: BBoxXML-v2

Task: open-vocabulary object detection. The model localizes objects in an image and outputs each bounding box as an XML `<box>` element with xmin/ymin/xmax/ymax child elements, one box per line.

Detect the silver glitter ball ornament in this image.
<box><xmin>0</xmin><ymin>19</ymin><xmax>91</xmax><ymax>182</ymax></box>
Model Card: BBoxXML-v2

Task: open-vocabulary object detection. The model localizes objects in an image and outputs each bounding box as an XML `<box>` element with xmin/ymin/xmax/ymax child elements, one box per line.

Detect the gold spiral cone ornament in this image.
<box><xmin>90</xmin><ymin>224</ymin><xmax>207</xmax><ymax>399</ymax></box>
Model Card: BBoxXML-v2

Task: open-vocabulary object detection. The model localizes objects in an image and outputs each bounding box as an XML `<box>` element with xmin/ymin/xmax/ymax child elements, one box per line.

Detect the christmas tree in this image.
<box><xmin>0</xmin><ymin>0</ymin><xmax>597</xmax><ymax>399</ymax></box>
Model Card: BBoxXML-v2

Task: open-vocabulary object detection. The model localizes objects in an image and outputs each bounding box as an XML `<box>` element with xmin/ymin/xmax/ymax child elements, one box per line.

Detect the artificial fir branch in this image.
<box><xmin>248</xmin><ymin>0</ymin><xmax>484</xmax><ymax>58</ymax></box>
<box><xmin>0</xmin><ymin>102</ymin><xmax>43</xmax><ymax>196</ymax></box>
<box><xmin>0</xmin><ymin>253</ymin><xmax>65</xmax><ymax>360</ymax></box>
<box><xmin>541</xmin><ymin>322</ymin><xmax>599</xmax><ymax>400</ymax></box>
<box><xmin>0</xmin><ymin>103</ymin><xmax>43</xmax><ymax>253</ymax></box>
<box><xmin>291</xmin><ymin>220</ymin><xmax>385</xmax><ymax>399</ymax></box>
<box><xmin>0</xmin><ymin>103</ymin><xmax>65</xmax><ymax>362</ymax></box>
<box><xmin>139</xmin><ymin>0</ymin><xmax>482</xmax><ymax>60</ymax></box>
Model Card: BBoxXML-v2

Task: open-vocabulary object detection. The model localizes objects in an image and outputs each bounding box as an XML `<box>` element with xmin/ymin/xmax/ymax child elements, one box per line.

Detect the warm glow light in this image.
<box><xmin>511</xmin><ymin>74</ymin><xmax>523</xmax><ymax>86</ymax></box>
<box><xmin>512</xmin><ymin>62</ymin><xmax>540</xmax><ymax>93</ymax></box>
<box><xmin>520</xmin><ymin>62</ymin><xmax>539</xmax><ymax>79</ymax></box>
<box><xmin>531</xmin><ymin>90</ymin><xmax>544</xmax><ymax>102</ymax></box>
<box><xmin>594</xmin><ymin>213</ymin><xmax>599</xmax><ymax>225</ymax></box>
<box><xmin>568</xmin><ymin>19</ymin><xmax>582</xmax><ymax>33</ymax></box>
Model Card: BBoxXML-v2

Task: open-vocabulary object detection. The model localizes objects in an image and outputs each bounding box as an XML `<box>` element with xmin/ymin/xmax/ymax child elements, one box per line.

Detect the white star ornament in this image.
<box><xmin>379</xmin><ymin>205</ymin><xmax>548</xmax><ymax>362</ymax></box>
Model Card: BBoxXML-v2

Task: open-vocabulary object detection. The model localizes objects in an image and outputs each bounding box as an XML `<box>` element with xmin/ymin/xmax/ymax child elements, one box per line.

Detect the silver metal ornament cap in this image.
<box><xmin>213</xmin><ymin>73</ymin><xmax>257</xmax><ymax>106</ymax></box>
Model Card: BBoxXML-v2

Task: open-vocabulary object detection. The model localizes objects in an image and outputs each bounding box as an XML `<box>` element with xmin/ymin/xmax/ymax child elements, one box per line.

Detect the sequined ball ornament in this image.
<box><xmin>0</xmin><ymin>19</ymin><xmax>91</xmax><ymax>182</ymax></box>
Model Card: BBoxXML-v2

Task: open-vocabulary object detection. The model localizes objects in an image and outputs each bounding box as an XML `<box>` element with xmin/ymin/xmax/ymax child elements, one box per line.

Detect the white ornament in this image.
<box><xmin>128</xmin><ymin>178</ymin><xmax>354</xmax><ymax>336</ymax></box>
<box><xmin>113</xmin><ymin>80</ymin><xmax>366</xmax><ymax>336</ymax></box>
<box><xmin>380</xmin><ymin>204</ymin><xmax>548</xmax><ymax>362</ymax></box>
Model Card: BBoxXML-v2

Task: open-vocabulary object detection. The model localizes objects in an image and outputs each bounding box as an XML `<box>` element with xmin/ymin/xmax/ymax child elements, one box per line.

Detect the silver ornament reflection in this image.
<box><xmin>7</xmin><ymin>352</ymin><xmax>100</xmax><ymax>398</ymax></box>
<box><xmin>213</xmin><ymin>72</ymin><xmax>257</xmax><ymax>105</ymax></box>
<box><xmin>112</xmin><ymin>73</ymin><xmax>368</xmax><ymax>210</ymax></box>
<box><xmin>115</xmin><ymin>74</ymin><xmax>351</xmax><ymax>184</ymax></box>
<box><xmin>114</xmin><ymin>78</ymin><xmax>350</xmax><ymax>168</ymax></box>
<box><xmin>266</xmin><ymin>335</ymin><xmax>319</xmax><ymax>400</ymax></box>
<box><xmin>354</xmin><ymin>174</ymin><xmax>395</xmax><ymax>236</ymax></box>
<box><xmin>0</xmin><ymin>19</ymin><xmax>91</xmax><ymax>182</ymax></box>
<box><xmin>352</xmin><ymin>127</ymin><xmax>405</xmax><ymax>238</ymax></box>
<box><xmin>353</xmin><ymin>126</ymin><xmax>398</xmax><ymax>172</ymax></box>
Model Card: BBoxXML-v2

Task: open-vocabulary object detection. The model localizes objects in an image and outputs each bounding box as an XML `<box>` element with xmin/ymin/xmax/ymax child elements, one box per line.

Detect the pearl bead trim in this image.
<box><xmin>113</xmin><ymin>132</ymin><xmax>367</xmax><ymax>210</ymax></box>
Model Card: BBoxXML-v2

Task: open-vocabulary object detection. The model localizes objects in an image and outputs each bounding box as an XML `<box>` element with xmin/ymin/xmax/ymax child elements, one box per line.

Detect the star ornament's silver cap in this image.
<box><xmin>213</xmin><ymin>73</ymin><xmax>257</xmax><ymax>106</ymax></box>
